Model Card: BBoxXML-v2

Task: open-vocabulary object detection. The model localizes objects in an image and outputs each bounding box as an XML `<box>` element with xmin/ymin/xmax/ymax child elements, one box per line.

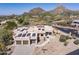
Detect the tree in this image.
<box><xmin>1</xmin><ymin>33</ymin><xmax>14</xmax><ymax>46</ymax></box>
<box><xmin>0</xmin><ymin>29</ymin><xmax>14</xmax><ymax>46</ymax></box>
<box><xmin>4</xmin><ymin>21</ymin><xmax>17</xmax><ymax>30</ymax></box>
<box><xmin>0</xmin><ymin>29</ymin><xmax>14</xmax><ymax>54</ymax></box>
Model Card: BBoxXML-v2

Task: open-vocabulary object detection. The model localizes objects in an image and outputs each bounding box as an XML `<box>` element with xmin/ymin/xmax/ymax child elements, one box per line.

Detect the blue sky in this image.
<box><xmin>0</xmin><ymin>3</ymin><xmax>79</xmax><ymax>15</ymax></box>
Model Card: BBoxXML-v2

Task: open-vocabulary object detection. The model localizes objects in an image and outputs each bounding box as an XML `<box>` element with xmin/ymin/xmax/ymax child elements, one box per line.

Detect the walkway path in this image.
<box><xmin>35</xmin><ymin>38</ymin><xmax>50</xmax><ymax>47</ymax></box>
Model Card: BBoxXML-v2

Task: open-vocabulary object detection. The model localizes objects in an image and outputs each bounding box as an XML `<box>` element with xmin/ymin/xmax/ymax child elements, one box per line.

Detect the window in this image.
<box><xmin>42</xmin><ymin>29</ymin><xmax>44</xmax><ymax>31</ymax></box>
<box><xmin>30</xmin><ymin>40</ymin><xmax>36</xmax><ymax>44</ymax></box>
<box><xmin>23</xmin><ymin>40</ymin><xmax>28</xmax><ymax>45</ymax></box>
<box><xmin>49</xmin><ymin>32</ymin><xmax>52</xmax><ymax>35</ymax></box>
<box><xmin>32</xmin><ymin>33</ymin><xmax>36</xmax><ymax>37</ymax></box>
<box><xmin>16</xmin><ymin>40</ymin><xmax>21</xmax><ymax>45</ymax></box>
<box><xmin>74</xmin><ymin>22</ymin><xmax>79</xmax><ymax>24</ymax></box>
<box><xmin>45</xmin><ymin>32</ymin><xmax>52</xmax><ymax>36</ymax></box>
<box><xmin>41</xmin><ymin>34</ymin><xmax>43</xmax><ymax>36</ymax></box>
<box><xmin>38</xmin><ymin>28</ymin><xmax>41</xmax><ymax>30</ymax></box>
<box><xmin>47</xmin><ymin>37</ymin><xmax>49</xmax><ymax>38</ymax></box>
<box><xmin>45</xmin><ymin>32</ymin><xmax>49</xmax><ymax>36</ymax></box>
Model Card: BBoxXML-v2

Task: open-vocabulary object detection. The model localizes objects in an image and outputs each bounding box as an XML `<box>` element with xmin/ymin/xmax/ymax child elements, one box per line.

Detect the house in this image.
<box><xmin>71</xmin><ymin>20</ymin><xmax>79</xmax><ymax>28</ymax></box>
<box><xmin>13</xmin><ymin>25</ymin><xmax>54</xmax><ymax>46</ymax></box>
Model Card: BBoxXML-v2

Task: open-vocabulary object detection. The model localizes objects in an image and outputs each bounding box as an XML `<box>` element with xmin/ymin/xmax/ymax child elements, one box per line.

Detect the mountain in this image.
<box><xmin>29</xmin><ymin>7</ymin><xmax>45</xmax><ymax>15</ymax></box>
<box><xmin>49</xmin><ymin>5</ymin><xmax>72</xmax><ymax>15</ymax></box>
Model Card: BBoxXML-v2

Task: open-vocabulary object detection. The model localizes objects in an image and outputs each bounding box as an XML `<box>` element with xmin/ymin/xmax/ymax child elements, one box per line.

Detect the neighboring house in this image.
<box><xmin>71</xmin><ymin>20</ymin><xmax>79</xmax><ymax>28</ymax></box>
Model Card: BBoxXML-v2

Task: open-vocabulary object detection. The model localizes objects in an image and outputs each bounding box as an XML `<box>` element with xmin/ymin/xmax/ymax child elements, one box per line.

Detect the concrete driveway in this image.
<box><xmin>12</xmin><ymin>45</ymin><xmax>33</xmax><ymax>55</ymax></box>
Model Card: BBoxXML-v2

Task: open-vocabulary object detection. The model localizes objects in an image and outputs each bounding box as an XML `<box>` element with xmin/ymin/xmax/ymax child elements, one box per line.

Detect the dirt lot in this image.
<box><xmin>33</xmin><ymin>34</ymin><xmax>79</xmax><ymax>55</ymax></box>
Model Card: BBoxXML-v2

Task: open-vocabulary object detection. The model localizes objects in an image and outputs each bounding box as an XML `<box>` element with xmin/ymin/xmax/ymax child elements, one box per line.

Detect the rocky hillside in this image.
<box><xmin>49</xmin><ymin>5</ymin><xmax>72</xmax><ymax>15</ymax></box>
<box><xmin>29</xmin><ymin>7</ymin><xmax>45</xmax><ymax>15</ymax></box>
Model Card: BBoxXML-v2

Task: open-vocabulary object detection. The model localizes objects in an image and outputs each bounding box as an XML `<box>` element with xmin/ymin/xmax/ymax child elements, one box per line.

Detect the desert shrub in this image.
<box><xmin>4</xmin><ymin>21</ymin><xmax>17</xmax><ymax>30</ymax></box>
<box><xmin>74</xmin><ymin>40</ymin><xmax>79</xmax><ymax>45</ymax></box>
<box><xmin>59</xmin><ymin>35</ymin><xmax>70</xmax><ymax>42</ymax></box>
<box><xmin>64</xmin><ymin>41</ymin><xmax>68</xmax><ymax>46</ymax></box>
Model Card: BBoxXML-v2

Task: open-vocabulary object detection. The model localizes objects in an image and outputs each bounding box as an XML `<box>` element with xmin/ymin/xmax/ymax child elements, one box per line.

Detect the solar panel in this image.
<box><xmin>22</xmin><ymin>33</ymin><xmax>26</xmax><ymax>37</ymax></box>
<box><xmin>27</xmin><ymin>33</ymin><xmax>31</xmax><ymax>36</ymax></box>
<box><xmin>17</xmin><ymin>33</ymin><xmax>22</xmax><ymax>37</ymax></box>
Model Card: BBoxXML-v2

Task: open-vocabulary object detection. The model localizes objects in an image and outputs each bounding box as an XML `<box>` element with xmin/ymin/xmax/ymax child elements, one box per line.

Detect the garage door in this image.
<box><xmin>23</xmin><ymin>40</ymin><xmax>28</xmax><ymax>45</ymax></box>
<box><xmin>16</xmin><ymin>40</ymin><xmax>21</xmax><ymax>45</ymax></box>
